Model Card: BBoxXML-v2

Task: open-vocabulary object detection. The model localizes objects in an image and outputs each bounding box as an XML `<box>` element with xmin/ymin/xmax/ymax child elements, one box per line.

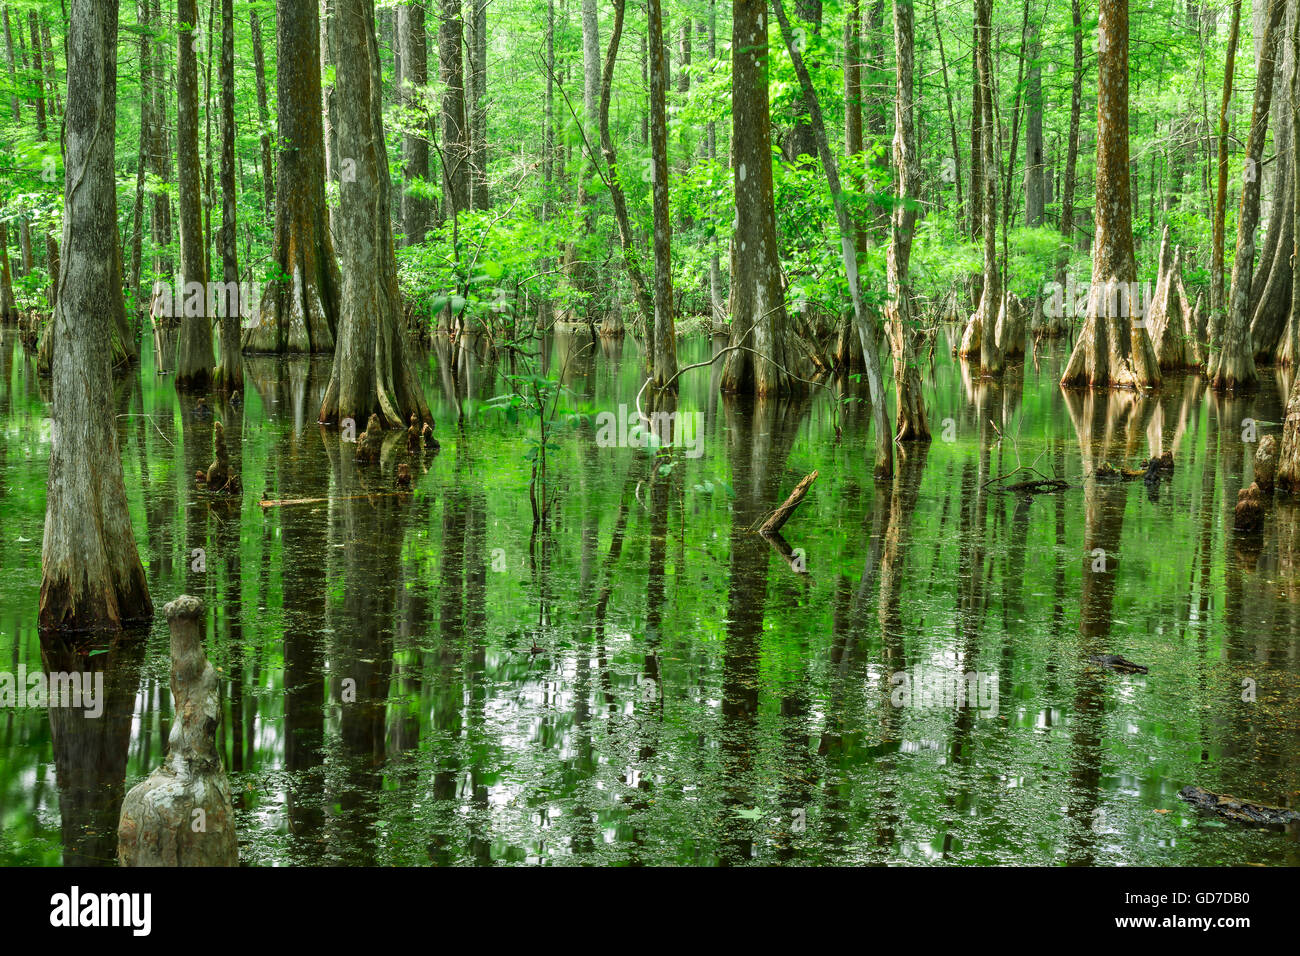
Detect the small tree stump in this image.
<box><xmin>1254</xmin><ymin>434</ymin><xmax>1279</xmax><ymax>494</ymax></box>
<box><xmin>355</xmin><ymin>412</ymin><xmax>384</xmax><ymax>464</ymax></box>
<box><xmin>117</xmin><ymin>595</ymin><xmax>238</xmax><ymax>866</ymax></box>
<box><xmin>1233</xmin><ymin>483</ymin><xmax>1265</xmax><ymax>533</ymax></box>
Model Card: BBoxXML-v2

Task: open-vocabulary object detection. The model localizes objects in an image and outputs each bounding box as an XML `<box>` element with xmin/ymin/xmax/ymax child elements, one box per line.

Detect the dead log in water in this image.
<box><xmin>758</xmin><ymin>470</ymin><xmax>818</xmax><ymax>536</ymax></box>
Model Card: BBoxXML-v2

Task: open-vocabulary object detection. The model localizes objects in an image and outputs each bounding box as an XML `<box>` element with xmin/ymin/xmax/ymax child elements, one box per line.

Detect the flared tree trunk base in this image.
<box><xmin>241</xmin><ymin>253</ymin><xmax>339</xmax><ymax>354</ymax></box>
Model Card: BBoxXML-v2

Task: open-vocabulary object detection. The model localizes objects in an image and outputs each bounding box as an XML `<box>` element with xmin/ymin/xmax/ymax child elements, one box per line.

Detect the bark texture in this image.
<box><xmin>1060</xmin><ymin>0</ymin><xmax>1161</xmax><ymax>390</ymax></box>
<box><xmin>174</xmin><ymin>0</ymin><xmax>214</xmax><ymax>389</ymax></box>
<box><xmin>39</xmin><ymin>0</ymin><xmax>152</xmax><ymax>633</ymax></box>
<box><xmin>648</xmin><ymin>0</ymin><xmax>677</xmax><ymax>388</ymax></box>
<box><xmin>118</xmin><ymin>596</ymin><xmax>238</xmax><ymax>866</ymax></box>
<box><xmin>212</xmin><ymin>0</ymin><xmax>242</xmax><ymax>391</ymax></box>
<box><xmin>1210</xmin><ymin>0</ymin><xmax>1286</xmax><ymax>391</ymax></box>
<box><xmin>243</xmin><ymin>0</ymin><xmax>341</xmax><ymax>353</ymax></box>
<box><xmin>884</xmin><ymin>0</ymin><xmax>928</xmax><ymax>440</ymax></box>
<box><xmin>319</xmin><ymin>0</ymin><xmax>432</xmax><ymax>429</ymax></box>
<box><xmin>720</xmin><ymin>0</ymin><xmax>801</xmax><ymax>396</ymax></box>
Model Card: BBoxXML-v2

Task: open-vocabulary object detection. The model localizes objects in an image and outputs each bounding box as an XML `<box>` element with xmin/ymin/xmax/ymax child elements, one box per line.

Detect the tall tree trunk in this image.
<box><xmin>41</xmin><ymin>0</ymin><xmax>152</xmax><ymax>632</ymax></box>
<box><xmin>0</xmin><ymin>222</ymin><xmax>16</xmax><ymax>322</ymax></box>
<box><xmin>1212</xmin><ymin>0</ymin><xmax>1243</xmax><ymax>333</ymax></box>
<box><xmin>720</xmin><ymin>0</ymin><xmax>801</xmax><ymax>397</ymax></box>
<box><xmin>438</xmin><ymin>0</ymin><xmax>469</xmax><ymax>217</ymax></box>
<box><xmin>399</xmin><ymin>1</ymin><xmax>431</xmax><ymax>245</ymax></box>
<box><xmin>568</xmin><ymin>0</ymin><xmax>600</xmax><ymax>319</ymax></box>
<box><xmin>1024</xmin><ymin>14</ymin><xmax>1044</xmax><ymax>227</ymax></box>
<box><xmin>598</xmin><ymin>0</ymin><xmax>654</xmax><ymax>328</ymax></box>
<box><xmin>3</xmin><ymin>7</ymin><xmax>18</xmax><ymax>121</ymax></box>
<box><xmin>1210</xmin><ymin>0</ymin><xmax>1286</xmax><ymax>391</ymax></box>
<box><xmin>322</xmin><ymin>0</ymin><xmax>341</xmax><ymax>237</ymax></box>
<box><xmin>468</xmin><ymin>0</ymin><xmax>490</xmax><ymax>209</ymax></box>
<box><xmin>319</xmin><ymin>0</ymin><xmax>432</xmax><ymax>429</ymax></box>
<box><xmin>250</xmin><ymin>8</ymin><xmax>274</xmax><ymax>225</ymax></box>
<box><xmin>543</xmin><ymin>0</ymin><xmax>554</xmax><ymax>214</ymax></box>
<box><xmin>787</xmin><ymin>0</ymin><xmax>821</xmax><ymax>163</ymax></box>
<box><xmin>648</xmin><ymin>0</ymin><xmax>676</xmax><ymax>388</ymax></box>
<box><xmin>959</xmin><ymin>0</ymin><xmax>1004</xmax><ymax>376</ymax></box>
<box><xmin>174</xmin><ymin>0</ymin><xmax>214</xmax><ymax>388</ymax></box>
<box><xmin>967</xmin><ymin>14</ymin><xmax>982</xmax><ymax>240</ymax></box>
<box><xmin>1059</xmin><ymin>0</ymin><xmax>1082</xmax><ymax>256</ymax></box>
<box><xmin>149</xmin><ymin>0</ymin><xmax>172</xmax><ymax>284</ymax></box>
<box><xmin>1282</xmin><ymin>1</ymin><xmax>1300</xmax><ymax>368</ymax></box>
<box><xmin>884</xmin><ymin>0</ymin><xmax>928</xmax><ymax>441</ymax></box>
<box><xmin>845</xmin><ymin>0</ymin><xmax>862</xmax><ymax>162</ymax></box>
<box><xmin>1060</xmin><ymin>0</ymin><xmax>1161</xmax><ymax>389</ymax></box>
<box><xmin>203</xmin><ymin>0</ymin><xmax>214</xmax><ymax>290</ymax></box>
<box><xmin>708</xmin><ymin>0</ymin><xmax>724</xmax><ymax>328</ymax></box>
<box><xmin>772</xmin><ymin>0</ymin><xmax>892</xmax><ymax>477</ymax></box>
<box><xmin>243</xmin><ymin>0</ymin><xmax>341</xmax><ymax>353</ymax></box>
<box><xmin>931</xmin><ymin>0</ymin><xmax>964</xmax><ymax>223</ymax></box>
<box><xmin>1250</xmin><ymin>0</ymin><xmax>1297</xmax><ymax>362</ymax></box>
<box><xmin>212</xmin><ymin>0</ymin><xmax>242</xmax><ymax>391</ymax></box>
<box><xmin>129</xmin><ymin>0</ymin><xmax>150</xmax><ymax>313</ymax></box>
<box><xmin>29</xmin><ymin>11</ymin><xmax>45</xmax><ymax>138</ymax></box>
<box><xmin>27</xmin><ymin>9</ymin><xmax>58</xmax><ymax>319</ymax></box>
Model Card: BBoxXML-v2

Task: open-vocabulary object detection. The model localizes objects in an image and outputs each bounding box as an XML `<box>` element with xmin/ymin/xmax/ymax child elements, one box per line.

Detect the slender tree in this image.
<box><xmin>1211</xmin><ymin>0</ymin><xmax>1242</xmax><ymax>335</ymax></box>
<box><xmin>244</xmin><ymin>0</ymin><xmax>341</xmax><ymax>352</ymax></box>
<box><xmin>212</xmin><ymin>0</ymin><xmax>241</xmax><ymax>390</ymax></box>
<box><xmin>319</xmin><ymin>0</ymin><xmax>432</xmax><ymax>428</ymax></box>
<box><xmin>772</xmin><ymin>0</ymin><xmax>894</xmax><ymax>475</ymax></box>
<box><xmin>720</xmin><ymin>0</ymin><xmax>801</xmax><ymax>396</ymax></box>
<box><xmin>959</xmin><ymin>0</ymin><xmax>1004</xmax><ymax>377</ymax></box>
<box><xmin>1060</xmin><ymin>0</ymin><xmax>1160</xmax><ymax>389</ymax></box>
<box><xmin>647</xmin><ymin>0</ymin><xmax>676</xmax><ymax>388</ymax></box>
<box><xmin>1210</xmin><ymin>0</ymin><xmax>1286</xmax><ymax>390</ymax></box>
<box><xmin>250</xmin><ymin>8</ymin><xmax>274</xmax><ymax>225</ymax></box>
<box><xmin>438</xmin><ymin>0</ymin><xmax>469</xmax><ymax>218</ymax></box>
<box><xmin>399</xmin><ymin>1</ymin><xmax>431</xmax><ymax>246</ymax></box>
<box><xmin>883</xmin><ymin>0</ymin><xmax>929</xmax><ymax>440</ymax></box>
<box><xmin>174</xmin><ymin>0</ymin><xmax>214</xmax><ymax>388</ymax></box>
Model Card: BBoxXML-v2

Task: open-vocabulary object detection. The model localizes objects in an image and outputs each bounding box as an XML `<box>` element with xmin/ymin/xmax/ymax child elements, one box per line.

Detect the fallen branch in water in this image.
<box><xmin>755</xmin><ymin>470</ymin><xmax>819</xmax><ymax>535</ymax></box>
<box><xmin>1001</xmin><ymin>478</ymin><xmax>1070</xmax><ymax>494</ymax></box>
<box><xmin>762</xmin><ymin>529</ymin><xmax>811</xmax><ymax>575</ymax></box>
<box><xmin>259</xmin><ymin>492</ymin><xmax>410</xmax><ymax>509</ymax></box>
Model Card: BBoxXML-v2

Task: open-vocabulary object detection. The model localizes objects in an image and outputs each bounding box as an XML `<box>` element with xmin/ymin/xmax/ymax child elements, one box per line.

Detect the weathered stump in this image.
<box><xmin>117</xmin><ymin>595</ymin><xmax>238</xmax><ymax>866</ymax></box>
<box><xmin>1233</xmin><ymin>483</ymin><xmax>1266</xmax><ymax>533</ymax></box>
<box><xmin>355</xmin><ymin>412</ymin><xmax>384</xmax><ymax>465</ymax></box>
<box><xmin>1254</xmin><ymin>434</ymin><xmax>1279</xmax><ymax>495</ymax></box>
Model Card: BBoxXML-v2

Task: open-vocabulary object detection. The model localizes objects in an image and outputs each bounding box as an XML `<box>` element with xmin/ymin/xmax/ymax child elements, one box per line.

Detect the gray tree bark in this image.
<box><xmin>40</xmin><ymin>0</ymin><xmax>152</xmax><ymax>632</ymax></box>
<box><xmin>319</xmin><ymin>0</ymin><xmax>432</xmax><ymax>429</ymax></box>
<box><xmin>174</xmin><ymin>0</ymin><xmax>214</xmax><ymax>388</ymax></box>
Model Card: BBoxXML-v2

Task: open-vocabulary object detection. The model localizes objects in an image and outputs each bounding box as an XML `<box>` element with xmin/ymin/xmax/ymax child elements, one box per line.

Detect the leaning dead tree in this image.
<box><xmin>1060</xmin><ymin>0</ymin><xmax>1160</xmax><ymax>390</ymax></box>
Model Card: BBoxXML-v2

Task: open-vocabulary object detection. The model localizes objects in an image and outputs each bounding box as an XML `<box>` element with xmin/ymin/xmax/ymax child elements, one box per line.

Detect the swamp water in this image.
<box><xmin>0</xmin><ymin>326</ymin><xmax>1298</xmax><ymax>865</ymax></box>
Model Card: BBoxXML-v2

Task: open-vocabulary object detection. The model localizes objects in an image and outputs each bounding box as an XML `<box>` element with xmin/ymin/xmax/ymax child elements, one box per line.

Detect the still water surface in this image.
<box><xmin>0</xmin><ymin>326</ymin><xmax>1298</xmax><ymax>865</ymax></box>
